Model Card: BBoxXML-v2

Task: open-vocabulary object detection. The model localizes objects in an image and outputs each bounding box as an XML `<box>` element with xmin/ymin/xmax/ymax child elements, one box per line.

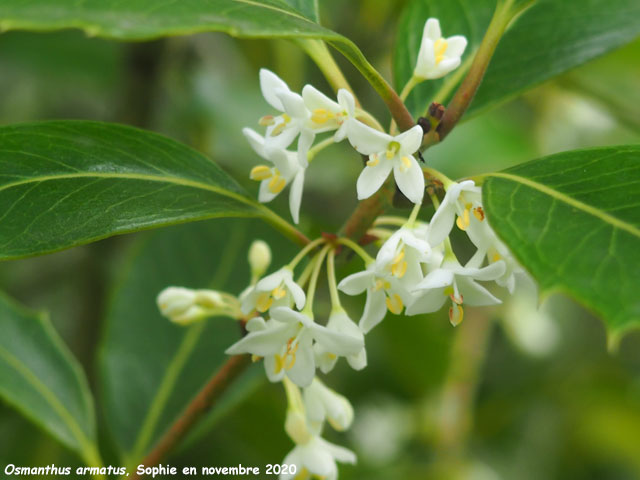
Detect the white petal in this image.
<box><xmin>463</xmin><ymin>260</ymin><xmax>506</xmax><ymax>281</ymax></box>
<box><xmin>255</xmin><ymin>269</ymin><xmax>287</xmax><ymax>291</ymax></box>
<box><xmin>271</xmin><ymin>306</ymin><xmax>308</xmax><ymax>325</ymax></box>
<box><xmin>302</xmin><ymin>84</ymin><xmax>340</xmax><ymax>111</ymax></box>
<box><xmin>424</xmin><ymin>18</ymin><xmax>441</xmax><ymax>41</ymax></box>
<box><xmin>433</xmin><ymin>57</ymin><xmax>461</xmax><ymax>78</ymax></box>
<box><xmin>285</xmin><ymin>273</ymin><xmax>306</xmax><ymax>310</ymax></box>
<box><xmin>287</xmin><ymin>335</ymin><xmax>315</xmax><ymax>387</ymax></box>
<box><xmin>415</xmin><ymin>268</ymin><xmax>454</xmax><ymax>291</ymax></box>
<box><xmin>260</xmin><ymin>69</ymin><xmax>289</xmax><ymax>111</ymax></box>
<box><xmin>446</xmin><ymin>35</ymin><xmax>468</xmax><ymax>57</ymax></box>
<box><xmin>288</xmin><ymin>169</ymin><xmax>305</xmax><ymax>224</ymax></box>
<box><xmin>415</xmin><ymin>37</ymin><xmax>436</xmax><ymax>78</ymax></box>
<box><xmin>264</xmin><ymin>354</ymin><xmax>286</xmax><ymax>383</ymax></box>
<box><xmin>347</xmin><ymin>348</ymin><xmax>367</xmax><ymax>370</ymax></box>
<box><xmin>319</xmin><ymin>437</ymin><xmax>357</xmax><ymax>464</ymax></box>
<box><xmin>405</xmin><ymin>288</ymin><xmax>447</xmax><ymax>315</ymax></box>
<box><xmin>359</xmin><ymin>289</ymin><xmax>387</xmax><ymax>334</ymax></box>
<box><xmin>277</xmin><ymin>90</ymin><xmax>309</xmax><ymax>119</ymax></box>
<box><xmin>245</xmin><ymin>316</ymin><xmax>267</xmax><ymax>332</ymax></box>
<box><xmin>225</xmin><ymin>322</ymin><xmax>293</xmax><ymax>356</ymax></box>
<box><xmin>309</xmin><ymin>323</ymin><xmax>363</xmax><ymax>356</ymax></box>
<box><xmin>457</xmin><ymin>277</ymin><xmax>502</xmax><ymax>306</ymax></box>
<box><xmin>393</xmin><ymin>156</ymin><xmax>425</xmax><ymax>204</ymax></box>
<box><xmin>347</xmin><ymin>120</ymin><xmax>391</xmax><ymax>155</ymax></box>
<box><xmin>242</xmin><ymin>127</ymin><xmax>266</xmax><ymax>158</ymax></box>
<box><xmin>265</xmin><ymin>122</ymin><xmax>299</xmax><ymax>150</ymax></box>
<box><xmin>337</xmin><ymin>88</ymin><xmax>356</xmax><ymax>116</ymax></box>
<box><xmin>338</xmin><ymin>270</ymin><xmax>374</xmax><ymax>295</ymax></box>
<box><xmin>297</xmin><ymin>128</ymin><xmax>315</xmax><ymax>167</ymax></box>
<box><xmin>357</xmin><ymin>161</ymin><xmax>393</xmax><ymax>200</ymax></box>
<box><xmin>426</xmin><ymin>201</ymin><xmax>456</xmax><ymax>247</ymax></box>
<box><xmin>396</xmin><ymin>125</ymin><xmax>424</xmax><ymax>154</ymax></box>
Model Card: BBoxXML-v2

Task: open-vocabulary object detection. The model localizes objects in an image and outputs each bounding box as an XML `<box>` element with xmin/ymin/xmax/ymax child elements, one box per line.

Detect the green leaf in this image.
<box><xmin>481</xmin><ymin>145</ymin><xmax>640</xmax><ymax>333</ymax></box>
<box><xmin>99</xmin><ymin>218</ymin><xmax>296</xmax><ymax>463</ymax></box>
<box><xmin>0</xmin><ymin>121</ymin><xmax>305</xmax><ymax>260</ymax></box>
<box><xmin>394</xmin><ymin>0</ymin><xmax>640</xmax><ymax>118</ymax></box>
<box><xmin>282</xmin><ymin>0</ymin><xmax>320</xmax><ymax>22</ymax></box>
<box><xmin>0</xmin><ymin>291</ymin><xmax>101</xmax><ymax>465</ymax></box>
<box><xmin>0</xmin><ymin>0</ymin><xmax>331</xmax><ymax>40</ymax></box>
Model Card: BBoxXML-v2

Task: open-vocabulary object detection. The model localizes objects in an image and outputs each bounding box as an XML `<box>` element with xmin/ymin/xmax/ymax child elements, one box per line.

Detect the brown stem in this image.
<box><xmin>339</xmin><ymin>176</ymin><xmax>396</xmax><ymax>241</ymax></box>
<box><xmin>131</xmin><ymin>354</ymin><xmax>251</xmax><ymax>477</ymax></box>
<box><xmin>422</xmin><ymin>0</ymin><xmax>517</xmax><ymax>149</ymax></box>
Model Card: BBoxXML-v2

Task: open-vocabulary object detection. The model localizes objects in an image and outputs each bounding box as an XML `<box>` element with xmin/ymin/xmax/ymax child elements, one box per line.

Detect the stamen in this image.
<box><xmin>274</xmin><ymin>354</ymin><xmax>285</xmax><ymax>374</ymax></box>
<box><xmin>449</xmin><ymin>304</ymin><xmax>464</xmax><ymax>326</ymax></box>
<box><xmin>270</xmin><ymin>122</ymin><xmax>286</xmax><ymax>137</ymax></box>
<box><xmin>386</xmin><ymin>294</ymin><xmax>403</xmax><ymax>314</ymax></box>
<box><xmin>268</xmin><ymin>174</ymin><xmax>286</xmax><ymax>194</ymax></box>
<box><xmin>392</xmin><ymin>261</ymin><xmax>408</xmax><ymax>278</ymax></box>
<box><xmin>473</xmin><ymin>206</ymin><xmax>485</xmax><ymax>221</ymax></box>
<box><xmin>255</xmin><ymin>293</ymin><xmax>273</xmax><ymax>312</ymax></box>
<box><xmin>311</xmin><ymin>108</ymin><xmax>335</xmax><ymax>125</ymax></box>
<box><xmin>250</xmin><ymin>165</ymin><xmax>272</xmax><ymax>181</ymax></box>
<box><xmin>449</xmin><ymin>292</ymin><xmax>463</xmax><ymax>305</ymax></box>
<box><xmin>272</xmin><ymin>286</ymin><xmax>287</xmax><ymax>299</ymax></box>
<box><xmin>492</xmin><ymin>252</ymin><xmax>502</xmax><ymax>263</ymax></box>
<box><xmin>374</xmin><ymin>279</ymin><xmax>386</xmax><ymax>292</ymax></box>
<box><xmin>367</xmin><ymin>154</ymin><xmax>380</xmax><ymax>167</ymax></box>
<box><xmin>259</xmin><ymin>115</ymin><xmax>275</xmax><ymax>126</ymax></box>
<box><xmin>456</xmin><ymin>208</ymin><xmax>471</xmax><ymax>231</ymax></box>
<box><xmin>386</xmin><ymin>141</ymin><xmax>401</xmax><ymax>159</ymax></box>
<box><xmin>251</xmin><ymin>354</ymin><xmax>262</xmax><ymax>363</ymax></box>
<box><xmin>434</xmin><ymin>38</ymin><xmax>448</xmax><ymax>65</ymax></box>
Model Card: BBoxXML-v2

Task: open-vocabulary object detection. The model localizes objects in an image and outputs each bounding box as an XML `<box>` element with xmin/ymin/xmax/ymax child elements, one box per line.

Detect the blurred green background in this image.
<box><xmin>1</xmin><ymin>0</ymin><xmax>640</xmax><ymax>478</ymax></box>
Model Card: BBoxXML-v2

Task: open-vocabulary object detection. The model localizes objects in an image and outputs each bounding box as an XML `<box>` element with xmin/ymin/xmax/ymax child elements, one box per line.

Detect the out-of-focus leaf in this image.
<box><xmin>0</xmin><ymin>292</ymin><xmax>100</xmax><ymax>465</ymax></box>
<box><xmin>481</xmin><ymin>145</ymin><xmax>640</xmax><ymax>334</ymax></box>
<box><xmin>0</xmin><ymin>121</ymin><xmax>304</xmax><ymax>260</ymax></box>
<box><xmin>99</xmin><ymin>218</ymin><xmax>297</xmax><ymax>464</ymax></box>
<box><xmin>394</xmin><ymin>0</ymin><xmax>640</xmax><ymax>118</ymax></box>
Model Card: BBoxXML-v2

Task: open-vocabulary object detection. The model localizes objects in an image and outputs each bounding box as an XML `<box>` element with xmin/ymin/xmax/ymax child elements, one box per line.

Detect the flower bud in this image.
<box><xmin>248</xmin><ymin>240</ymin><xmax>272</xmax><ymax>279</ymax></box>
<box><xmin>285</xmin><ymin>409</ymin><xmax>313</xmax><ymax>445</ymax></box>
<box><xmin>157</xmin><ymin>287</ymin><xmax>207</xmax><ymax>325</ymax></box>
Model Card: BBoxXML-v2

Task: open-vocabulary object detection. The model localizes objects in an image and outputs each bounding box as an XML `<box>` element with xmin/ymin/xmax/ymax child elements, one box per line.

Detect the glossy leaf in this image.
<box><xmin>99</xmin><ymin>218</ymin><xmax>296</xmax><ymax>463</ymax></box>
<box><xmin>0</xmin><ymin>121</ymin><xmax>305</xmax><ymax>261</ymax></box>
<box><xmin>482</xmin><ymin>146</ymin><xmax>640</xmax><ymax>333</ymax></box>
<box><xmin>0</xmin><ymin>291</ymin><xmax>100</xmax><ymax>465</ymax></box>
<box><xmin>283</xmin><ymin>0</ymin><xmax>319</xmax><ymax>22</ymax></box>
<box><xmin>394</xmin><ymin>0</ymin><xmax>640</xmax><ymax>118</ymax></box>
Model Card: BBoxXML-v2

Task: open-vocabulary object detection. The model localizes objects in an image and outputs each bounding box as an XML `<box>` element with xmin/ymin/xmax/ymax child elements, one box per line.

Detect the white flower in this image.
<box><xmin>302</xmin><ymin>86</ymin><xmax>356</xmax><ymax>142</ymax></box>
<box><xmin>240</xmin><ymin>267</ymin><xmax>306</xmax><ymax>315</ymax></box>
<box><xmin>338</xmin><ymin>264</ymin><xmax>412</xmax><ymax>334</ymax></box>
<box><xmin>376</xmin><ymin>225</ymin><xmax>431</xmax><ymax>286</ymax></box>
<box><xmin>314</xmin><ymin>308</ymin><xmax>367</xmax><ymax>374</ymax></box>
<box><xmin>347</xmin><ymin>121</ymin><xmax>425</xmax><ymax>204</ymax></box>
<box><xmin>244</xmin><ymin>128</ymin><xmax>305</xmax><ymax>224</ymax></box>
<box><xmin>427</xmin><ymin>180</ymin><xmax>486</xmax><ymax>248</ymax></box>
<box><xmin>156</xmin><ymin>287</ymin><xmax>237</xmax><ymax>324</ymax></box>
<box><xmin>467</xmin><ymin>233</ymin><xmax>524</xmax><ymax>294</ymax></box>
<box><xmin>407</xmin><ymin>257</ymin><xmax>506</xmax><ymax>325</ymax></box>
<box><xmin>414</xmin><ymin>18</ymin><xmax>467</xmax><ymax>80</ymax></box>
<box><xmin>226</xmin><ymin>307</ymin><xmax>363</xmax><ymax>387</ymax></box>
<box><xmin>303</xmin><ymin>378</ymin><xmax>354</xmax><ymax>434</ymax></box>
<box><xmin>280</xmin><ymin>436</ymin><xmax>356</xmax><ymax>480</ymax></box>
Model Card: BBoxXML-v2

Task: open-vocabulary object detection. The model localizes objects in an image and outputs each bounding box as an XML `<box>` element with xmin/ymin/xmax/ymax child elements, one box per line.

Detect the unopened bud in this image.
<box><xmin>248</xmin><ymin>240</ymin><xmax>271</xmax><ymax>278</ymax></box>
<box><xmin>157</xmin><ymin>287</ymin><xmax>203</xmax><ymax>325</ymax></box>
<box><xmin>285</xmin><ymin>409</ymin><xmax>313</xmax><ymax>445</ymax></box>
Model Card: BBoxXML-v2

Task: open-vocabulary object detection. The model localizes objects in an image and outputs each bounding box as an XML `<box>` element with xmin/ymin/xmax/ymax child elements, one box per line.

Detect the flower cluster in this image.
<box><xmin>155</xmin><ymin>18</ymin><xmax>529</xmax><ymax>479</ymax></box>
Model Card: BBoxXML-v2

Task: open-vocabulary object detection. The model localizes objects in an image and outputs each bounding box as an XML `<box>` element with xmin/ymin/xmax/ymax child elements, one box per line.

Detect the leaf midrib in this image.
<box><xmin>485</xmin><ymin>172</ymin><xmax>640</xmax><ymax>238</ymax></box>
<box><xmin>0</xmin><ymin>171</ymin><xmax>255</xmax><ymax>207</ymax></box>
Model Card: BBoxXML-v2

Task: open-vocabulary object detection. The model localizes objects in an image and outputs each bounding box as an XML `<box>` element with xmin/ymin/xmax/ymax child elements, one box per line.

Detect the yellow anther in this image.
<box><xmin>251</xmin><ymin>354</ymin><xmax>262</xmax><ymax>363</ymax></box>
<box><xmin>327</xmin><ymin>353</ymin><xmax>337</xmax><ymax>360</ymax></box>
<box><xmin>367</xmin><ymin>154</ymin><xmax>380</xmax><ymax>167</ymax></box>
<box><xmin>294</xmin><ymin>468</ymin><xmax>310</xmax><ymax>480</ymax></box>
<box><xmin>434</xmin><ymin>38</ymin><xmax>448</xmax><ymax>65</ymax></box>
<box><xmin>255</xmin><ymin>293</ymin><xmax>273</xmax><ymax>312</ymax></box>
<box><xmin>456</xmin><ymin>208</ymin><xmax>471</xmax><ymax>231</ymax></box>
<box><xmin>274</xmin><ymin>354</ymin><xmax>285</xmax><ymax>374</ymax></box>
<box><xmin>386</xmin><ymin>294</ymin><xmax>403</xmax><ymax>315</ymax></box>
<box><xmin>374</xmin><ymin>279</ymin><xmax>386</xmax><ymax>291</ymax></box>
<box><xmin>250</xmin><ymin>165</ymin><xmax>272</xmax><ymax>181</ymax></box>
<box><xmin>392</xmin><ymin>250</ymin><xmax>405</xmax><ymax>265</ymax></box>
<box><xmin>449</xmin><ymin>292</ymin><xmax>463</xmax><ymax>305</ymax></box>
<box><xmin>473</xmin><ymin>206</ymin><xmax>485</xmax><ymax>222</ymax></box>
<box><xmin>492</xmin><ymin>252</ymin><xmax>502</xmax><ymax>263</ymax></box>
<box><xmin>449</xmin><ymin>304</ymin><xmax>464</xmax><ymax>326</ymax></box>
<box><xmin>272</xmin><ymin>286</ymin><xmax>287</xmax><ymax>299</ymax></box>
<box><xmin>311</xmin><ymin>108</ymin><xmax>335</xmax><ymax>124</ymax></box>
<box><xmin>268</xmin><ymin>174</ymin><xmax>286</xmax><ymax>194</ymax></box>
<box><xmin>259</xmin><ymin>115</ymin><xmax>275</xmax><ymax>126</ymax></box>
<box><xmin>270</xmin><ymin>122</ymin><xmax>286</xmax><ymax>137</ymax></box>
<box><xmin>400</xmin><ymin>156</ymin><xmax>412</xmax><ymax>172</ymax></box>
<box><xmin>392</xmin><ymin>260</ymin><xmax>408</xmax><ymax>278</ymax></box>
<box><xmin>282</xmin><ymin>113</ymin><xmax>291</xmax><ymax>123</ymax></box>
